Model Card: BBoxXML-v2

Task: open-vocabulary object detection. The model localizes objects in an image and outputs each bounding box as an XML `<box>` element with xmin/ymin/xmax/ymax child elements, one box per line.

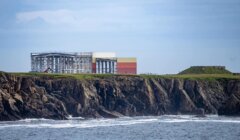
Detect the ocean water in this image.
<box><xmin>0</xmin><ymin>115</ymin><xmax>239</xmax><ymax>140</ymax></box>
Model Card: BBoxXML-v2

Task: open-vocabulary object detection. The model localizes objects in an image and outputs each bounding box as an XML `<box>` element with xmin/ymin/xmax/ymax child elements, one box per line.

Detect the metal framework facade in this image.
<box><xmin>31</xmin><ymin>52</ymin><xmax>92</xmax><ymax>74</ymax></box>
<box><xmin>95</xmin><ymin>58</ymin><xmax>117</xmax><ymax>74</ymax></box>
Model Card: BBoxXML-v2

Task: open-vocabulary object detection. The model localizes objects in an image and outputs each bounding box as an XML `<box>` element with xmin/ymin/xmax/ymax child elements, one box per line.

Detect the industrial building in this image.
<box><xmin>31</xmin><ymin>52</ymin><xmax>137</xmax><ymax>74</ymax></box>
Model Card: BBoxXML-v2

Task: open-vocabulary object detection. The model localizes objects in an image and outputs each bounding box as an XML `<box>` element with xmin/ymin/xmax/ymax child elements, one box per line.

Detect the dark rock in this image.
<box><xmin>0</xmin><ymin>72</ymin><xmax>240</xmax><ymax>121</ymax></box>
<box><xmin>194</xmin><ymin>108</ymin><xmax>205</xmax><ymax>117</ymax></box>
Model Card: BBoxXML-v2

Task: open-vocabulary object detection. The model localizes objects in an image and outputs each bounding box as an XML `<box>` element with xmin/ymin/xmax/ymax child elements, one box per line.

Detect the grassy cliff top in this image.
<box><xmin>179</xmin><ymin>66</ymin><xmax>232</xmax><ymax>75</ymax></box>
<box><xmin>139</xmin><ymin>74</ymin><xmax>240</xmax><ymax>80</ymax></box>
<box><xmin>179</xmin><ymin>66</ymin><xmax>231</xmax><ymax>74</ymax></box>
<box><xmin>8</xmin><ymin>72</ymin><xmax>240</xmax><ymax>81</ymax></box>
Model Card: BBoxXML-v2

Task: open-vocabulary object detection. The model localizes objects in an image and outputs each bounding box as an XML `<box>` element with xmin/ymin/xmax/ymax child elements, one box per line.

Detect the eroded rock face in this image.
<box><xmin>0</xmin><ymin>72</ymin><xmax>239</xmax><ymax>121</ymax></box>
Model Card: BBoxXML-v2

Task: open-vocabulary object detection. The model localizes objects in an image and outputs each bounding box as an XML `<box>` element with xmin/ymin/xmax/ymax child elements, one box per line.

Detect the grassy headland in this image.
<box><xmin>179</xmin><ymin>66</ymin><xmax>232</xmax><ymax>75</ymax></box>
<box><xmin>8</xmin><ymin>72</ymin><xmax>240</xmax><ymax>81</ymax></box>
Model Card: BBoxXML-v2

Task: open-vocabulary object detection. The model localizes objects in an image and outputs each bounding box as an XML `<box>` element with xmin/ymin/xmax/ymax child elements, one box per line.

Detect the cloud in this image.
<box><xmin>16</xmin><ymin>9</ymin><xmax>76</xmax><ymax>25</ymax></box>
<box><xmin>15</xmin><ymin>5</ymin><xmax>155</xmax><ymax>32</ymax></box>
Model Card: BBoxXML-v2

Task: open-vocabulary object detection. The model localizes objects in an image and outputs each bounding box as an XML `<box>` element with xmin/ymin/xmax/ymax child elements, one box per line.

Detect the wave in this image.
<box><xmin>67</xmin><ymin>115</ymin><xmax>85</xmax><ymax>120</ymax></box>
<box><xmin>18</xmin><ymin>118</ymin><xmax>53</xmax><ymax>122</ymax></box>
<box><xmin>0</xmin><ymin>115</ymin><xmax>240</xmax><ymax>129</ymax></box>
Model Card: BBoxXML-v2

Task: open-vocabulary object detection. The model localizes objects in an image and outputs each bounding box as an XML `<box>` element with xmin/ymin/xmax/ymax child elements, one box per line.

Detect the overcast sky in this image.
<box><xmin>0</xmin><ymin>0</ymin><xmax>240</xmax><ymax>74</ymax></box>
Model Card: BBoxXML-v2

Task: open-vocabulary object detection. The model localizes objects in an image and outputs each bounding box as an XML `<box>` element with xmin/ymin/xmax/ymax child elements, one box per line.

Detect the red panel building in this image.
<box><xmin>92</xmin><ymin>63</ymin><xmax>96</xmax><ymax>73</ymax></box>
<box><xmin>117</xmin><ymin>58</ymin><xmax>137</xmax><ymax>74</ymax></box>
<box><xmin>91</xmin><ymin>55</ymin><xmax>137</xmax><ymax>74</ymax></box>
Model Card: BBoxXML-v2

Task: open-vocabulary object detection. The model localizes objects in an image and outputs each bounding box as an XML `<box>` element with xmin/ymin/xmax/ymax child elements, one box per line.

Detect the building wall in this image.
<box><xmin>92</xmin><ymin>52</ymin><xmax>117</xmax><ymax>74</ymax></box>
<box><xmin>92</xmin><ymin>52</ymin><xmax>116</xmax><ymax>58</ymax></box>
<box><xmin>94</xmin><ymin>58</ymin><xmax>117</xmax><ymax>74</ymax></box>
<box><xmin>92</xmin><ymin>63</ymin><xmax>96</xmax><ymax>73</ymax></box>
<box><xmin>31</xmin><ymin>52</ymin><xmax>137</xmax><ymax>74</ymax></box>
<box><xmin>31</xmin><ymin>52</ymin><xmax>92</xmax><ymax>74</ymax></box>
<box><xmin>117</xmin><ymin>58</ymin><xmax>137</xmax><ymax>74</ymax></box>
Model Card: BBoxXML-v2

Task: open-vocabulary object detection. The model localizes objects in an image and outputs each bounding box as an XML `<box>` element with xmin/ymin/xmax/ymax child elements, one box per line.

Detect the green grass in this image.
<box><xmin>139</xmin><ymin>74</ymin><xmax>240</xmax><ymax>80</ymax></box>
<box><xmin>11</xmin><ymin>72</ymin><xmax>129</xmax><ymax>80</ymax></box>
<box><xmin>179</xmin><ymin>66</ymin><xmax>232</xmax><ymax>75</ymax></box>
<box><xmin>10</xmin><ymin>72</ymin><xmax>129</xmax><ymax>80</ymax></box>
<box><xmin>9</xmin><ymin>72</ymin><xmax>240</xmax><ymax>81</ymax></box>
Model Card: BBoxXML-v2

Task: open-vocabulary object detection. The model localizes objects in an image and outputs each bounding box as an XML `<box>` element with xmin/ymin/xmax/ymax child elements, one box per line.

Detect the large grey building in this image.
<box><xmin>31</xmin><ymin>52</ymin><xmax>93</xmax><ymax>73</ymax></box>
<box><xmin>31</xmin><ymin>52</ymin><xmax>137</xmax><ymax>74</ymax></box>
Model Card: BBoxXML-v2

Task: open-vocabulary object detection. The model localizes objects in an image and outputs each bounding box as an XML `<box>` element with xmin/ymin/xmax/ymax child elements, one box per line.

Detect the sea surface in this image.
<box><xmin>0</xmin><ymin>115</ymin><xmax>239</xmax><ymax>140</ymax></box>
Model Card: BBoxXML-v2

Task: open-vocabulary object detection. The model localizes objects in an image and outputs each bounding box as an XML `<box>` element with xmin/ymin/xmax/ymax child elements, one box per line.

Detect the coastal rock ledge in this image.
<box><xmin>0</xmin><ymin>72</ymin><xmax>239</xmax><ymax>121</ymax></box>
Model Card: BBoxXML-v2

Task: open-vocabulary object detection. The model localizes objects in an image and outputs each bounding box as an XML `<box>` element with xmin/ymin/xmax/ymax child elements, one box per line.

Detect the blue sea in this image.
<box><xmin>0</xmin><ymin>115</ymin><xmax>239</xmax><ymax>140</ymax></box>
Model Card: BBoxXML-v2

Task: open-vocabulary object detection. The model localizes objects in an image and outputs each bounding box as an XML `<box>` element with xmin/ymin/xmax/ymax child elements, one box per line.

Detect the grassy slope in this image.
<box><xmin>9</xmin><ymin>72</ymin><xmax>240</xmax><ymax>81</ymax></box>
<box><xmin>139</xmin><ymin>74</ymin><xmax>240</xmax><ymax>80</ymax></box>
<box><xmin>179</xmin><ymin>67</ymin><xmax>232</xmax><ymax>74</ymax></box>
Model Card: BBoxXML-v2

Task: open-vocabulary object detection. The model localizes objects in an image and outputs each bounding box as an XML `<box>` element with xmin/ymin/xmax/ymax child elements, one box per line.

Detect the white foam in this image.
<box><xmin>0</xmin><ymin>116</ymin><xmax>240</xmax><ymax>129</ymax></box>
<box><xmin>18</xmin><ymin>118</ymin><xmax>51</xmax><ymax>122</ymax></box>
<box><xmin>67</xmin><ymin>116</ymin><xmax>85</xmax><ymax>120</ymax></box>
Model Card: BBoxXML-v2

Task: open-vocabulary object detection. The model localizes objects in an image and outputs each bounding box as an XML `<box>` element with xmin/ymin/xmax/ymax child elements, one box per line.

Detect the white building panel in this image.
<box><xmin>92</xmin><ymin>52</ymin><xmax>116</xmax><ymax>58</ymax></box>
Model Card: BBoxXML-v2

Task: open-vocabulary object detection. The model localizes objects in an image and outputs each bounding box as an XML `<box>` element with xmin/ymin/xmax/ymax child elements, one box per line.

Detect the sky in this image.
<box><xmin>0</xmin><ymin>0</ymin><xmax>240</xmax><ymax>74</ymax></box>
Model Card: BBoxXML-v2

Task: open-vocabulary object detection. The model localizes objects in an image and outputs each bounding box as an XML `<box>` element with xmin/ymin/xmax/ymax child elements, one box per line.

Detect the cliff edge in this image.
<box><xmin>0</xmin><ymin>72</ymin><xmax>240</xmax><ymax>121</ymax></box>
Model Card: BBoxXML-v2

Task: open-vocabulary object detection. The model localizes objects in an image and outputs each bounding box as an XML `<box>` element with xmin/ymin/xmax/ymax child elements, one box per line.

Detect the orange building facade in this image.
<box><xmin>117</xmin><ymin>58</ymin><xmax>137</xmax><ymax>74</ymax></box>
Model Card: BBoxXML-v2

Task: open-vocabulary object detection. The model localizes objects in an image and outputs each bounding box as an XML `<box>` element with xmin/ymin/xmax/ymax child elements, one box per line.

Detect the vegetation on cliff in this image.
<box><xmin>179</xmin><ymin>66</ymin><xmax>232</xmax><ymax>75</ymax></box>
<box><xmin>10</xmin><ymin>72</ymin><xmax>240</xmax><ymax>81</ymax></box>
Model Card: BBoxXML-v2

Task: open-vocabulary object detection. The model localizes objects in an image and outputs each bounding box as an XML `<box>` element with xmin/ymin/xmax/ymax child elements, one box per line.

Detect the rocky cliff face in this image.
<box><xmin>0</xmin><ymin>72</ymin><xmax>239</xmax><ymax>121</ymax></box>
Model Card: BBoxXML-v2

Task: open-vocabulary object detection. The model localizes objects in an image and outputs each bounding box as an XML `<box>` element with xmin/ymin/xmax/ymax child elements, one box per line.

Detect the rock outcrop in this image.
<box><xmin>0</xmin><ymin>72</ymin><xmax>239</xmax><ymax>121</ymax></box>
